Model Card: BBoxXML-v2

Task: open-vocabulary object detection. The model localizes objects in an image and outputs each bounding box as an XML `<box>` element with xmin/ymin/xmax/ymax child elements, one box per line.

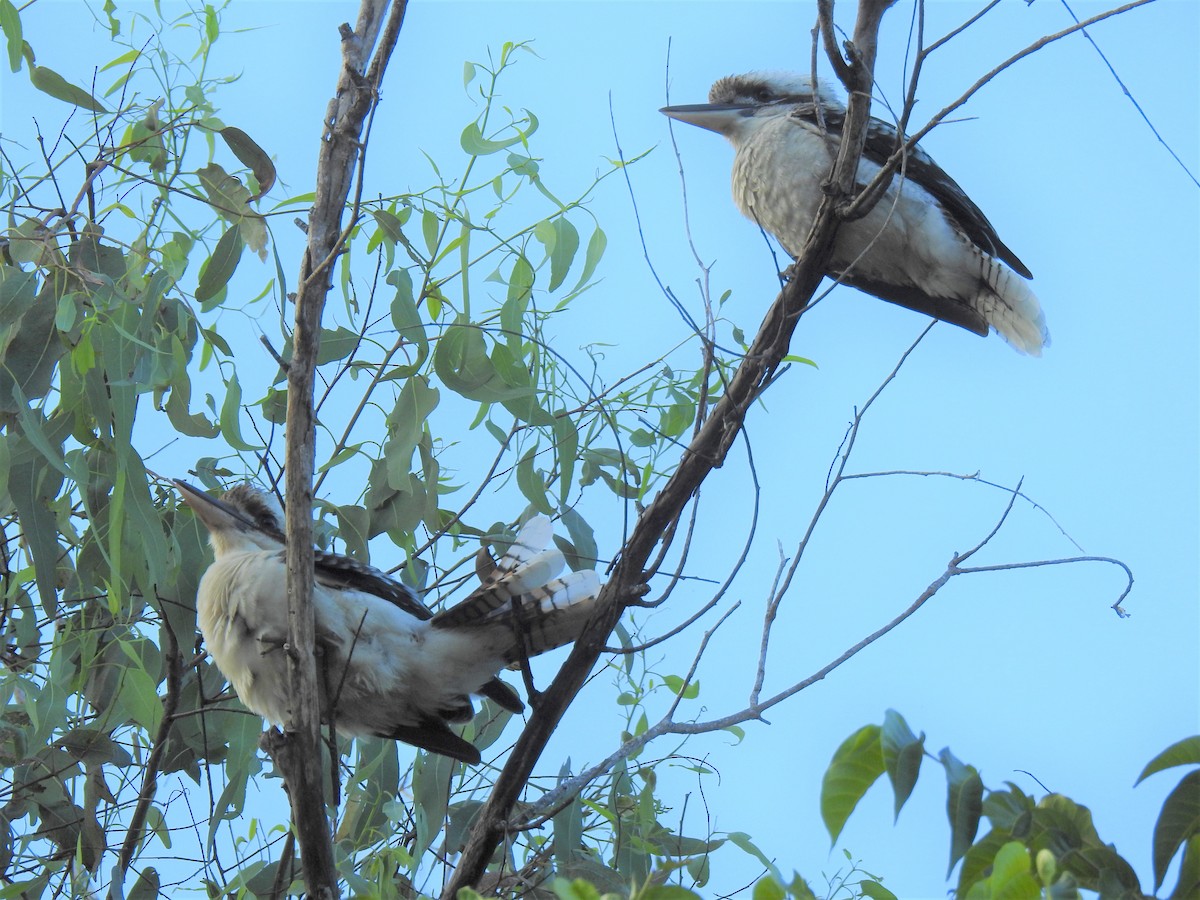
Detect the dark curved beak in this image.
<box><xmin>174</xmin><ymin>479</ymin><xmax>254</xmax><ymax>534</ymax></box>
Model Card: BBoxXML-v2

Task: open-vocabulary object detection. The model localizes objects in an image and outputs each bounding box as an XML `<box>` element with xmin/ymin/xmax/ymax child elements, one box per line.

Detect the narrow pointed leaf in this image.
<box><xmin>195</xmin><ymin>224</ymin><xmax>243</xmax><ymax>304</ymax></box>
<box><xmin>219</xmin><ymin>126</ymin><xmax>275</xmax><ymax>197</ymax></box>
<box><xmin>547</xmin><ymin>217</ymin><xmax>579</xmax><ymax>291</ymax></box>
<box><xmin>29</xmin><ymin>64</ymin><xmax>107</xmax><ymax>111</ymax></box>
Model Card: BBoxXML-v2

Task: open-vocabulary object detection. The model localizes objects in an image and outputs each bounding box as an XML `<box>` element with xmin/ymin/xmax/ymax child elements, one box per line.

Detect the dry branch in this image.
<box><xmin>278</xmin><ymin>1</ymin><xmax>407</xmax><ymax>896</ymax></box>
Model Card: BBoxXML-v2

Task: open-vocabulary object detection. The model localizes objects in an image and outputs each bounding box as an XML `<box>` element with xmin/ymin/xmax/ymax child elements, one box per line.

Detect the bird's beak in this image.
<box><xmin>660</xmin><ymin>103</ymin><xmax>749</xmax><ymax>136</ymax></box>
<box><xmin>174</xmin><ymin>479</ymin><xmax>254</xmax><ymax>534</ymax></box>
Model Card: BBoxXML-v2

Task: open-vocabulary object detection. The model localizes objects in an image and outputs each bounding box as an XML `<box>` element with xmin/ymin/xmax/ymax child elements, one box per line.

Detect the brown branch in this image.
<box><xmin>442</xmin><ymin>1</ymin><xmax>897</xmax><ymax>893</ymax></box>
<box><xmin>278</xmin><ymin>2</ymin><xmax>407</xmax><ymax>898</ymax></box>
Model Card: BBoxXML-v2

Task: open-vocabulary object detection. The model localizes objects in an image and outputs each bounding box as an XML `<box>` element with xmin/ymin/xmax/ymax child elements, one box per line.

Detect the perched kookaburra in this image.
<box><xmin>175</xmin><ymin>480</ymin><xmax>601</xmax><ymax>764</ymax></box>
<box><xmin>661</xmin><ymin>73</ymin><xmax>1049</xmax><ymax>354</ymax></box>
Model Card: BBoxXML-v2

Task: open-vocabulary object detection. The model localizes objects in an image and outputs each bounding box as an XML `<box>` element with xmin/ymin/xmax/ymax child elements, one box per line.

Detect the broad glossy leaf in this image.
<box><xmin>1169</xmin><ymin>834</ymin><xmax>1200</xmax><ymax>900</ymax></box>
<box><xmin>940</xmin><ymin>747</ymin><xmax>983</xmax><ymax>877</ymax></box>
<box><xmin>881</xmin><ymin>709</ymin><xmax>925</xmax><ymax>821</ymax></box>
<box><xmin>1153</xmin><ymin>770</ymin><xmax>1200</xmax><ymax>891</ymax></box>
<box><xmin>1137</xmin><ymin>736</ymin><xmax>1200</xmax><ymax>785</ymax></box>
<box><xmin>821</xmin><ymin>724</ymin><xmax>884</xmax><ymax>844</ymax></box>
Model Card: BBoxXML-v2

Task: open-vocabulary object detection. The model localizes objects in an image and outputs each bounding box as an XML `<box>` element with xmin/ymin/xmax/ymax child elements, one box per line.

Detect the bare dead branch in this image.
<box><xmin>279</xmin><ymin>1</ymin><xmax>407</xmax><ymax>897</ymax></box>
<box><xmin>844</xmin><ymin>0</ymin><xmax>1156</xmax><ymax>221</ymax></box>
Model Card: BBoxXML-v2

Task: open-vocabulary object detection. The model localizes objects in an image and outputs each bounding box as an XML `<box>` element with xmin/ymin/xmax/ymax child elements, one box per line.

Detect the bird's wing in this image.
<box><xmin>791</xmin><ymin>103</ymin><xmax>1034</xmax><ymax>278</ymax></box>
<box><xmin>311</xmin><ymin>550</ymin><xmax>433</xmax><ymax>621</ymax></box>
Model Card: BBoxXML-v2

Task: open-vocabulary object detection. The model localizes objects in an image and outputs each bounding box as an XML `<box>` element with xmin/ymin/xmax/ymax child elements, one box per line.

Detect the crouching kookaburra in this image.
<box><xmin>175</xmin><ymin>480</ymin><xmax>601</xmax><ymax>764</ymax></box>
<box><xmin>661</xmin><ymin>73</ymin><xmax>1049</xmax><ymax>354</ymax></box>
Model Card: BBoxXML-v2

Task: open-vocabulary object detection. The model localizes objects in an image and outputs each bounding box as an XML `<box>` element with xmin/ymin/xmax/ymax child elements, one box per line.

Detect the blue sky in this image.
<box><xmin>4</xmin><ymin>1</ymin><xmax>1198</xmax><ymax>896</ymax></box>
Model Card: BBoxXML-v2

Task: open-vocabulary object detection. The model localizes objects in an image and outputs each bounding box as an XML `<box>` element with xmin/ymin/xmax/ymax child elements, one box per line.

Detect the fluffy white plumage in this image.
<box><xmin>176</xmin><ymin>480</ymin><xmax>601</xmax><ymax>763</ymax></box>
<box><xmin>661</xmin><ymin>73</ymin><xmax>1049</xmax><ymax>355</ymax></box>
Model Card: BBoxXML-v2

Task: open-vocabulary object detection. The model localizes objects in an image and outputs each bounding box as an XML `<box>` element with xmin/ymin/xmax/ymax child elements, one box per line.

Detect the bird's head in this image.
<box><xmin>661</xmin><ymin>72</ymin><xmax>843</xmax><ymax>146</ymax></box>
<box><xmin>175</xmin><ymin>479</ymin><xmax>286</xmax><ymax>556</ymax></box>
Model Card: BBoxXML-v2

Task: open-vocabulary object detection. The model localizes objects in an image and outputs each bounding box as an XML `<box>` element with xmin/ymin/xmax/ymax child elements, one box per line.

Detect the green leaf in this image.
<box><xmin>964</xmin><ymin>842</ymin><xmax>1040</xmax><ymax>900</ymax></box>
<box><xmin>29</xmin><ymin>64</ymin><xmax>107</xmax><ymax>111</ymax></box>
<box><xmin>553</xmin><ymin>760</ymin><xmax>584</xmax><ymax>873</ymax></box>
<box><xmin>128</xmin><ymin>865</ymin><xmax>160</xmax><ymax>900</ymax></box>
<box><xmin>413</xmin><ymin>749</ymin><xmax>454</xmax><ymax>858</ymax></box>
<box><xmin>218</xmin><ymin>371</ymin><xmax>260</xmax><ymax>451</ymax></box>
<box><xmin>858</xmin><ymin>881</ymin><xmax>898</xmax><ymax>900</ymax></box>
<box><xmin>373</xmin><ymin>209</ymin><xmax>406</xmax><ymax>244</ymax></box>
<box><xmin>727</xmin><ymin>832</ymin><xmax>780</xmax><ymax>882</ymax></box>
<box><xmin>941</xmin><ymin>747</ymin><xmax>984</xmax><ymax>877</ymax></box>
<box><xmin>516</xmin><ymin>447</ymin><xmax>554</xmax><ymax>515</ymax></box>
<box><xmin>460</xmin><ymin>111</ymin><xmax>539</xmax><ymax>155</ymax></box>
<box><xmin>559</xmin><ymin>507</ymin><xmax>596</xmax><ymax>572</ymax></box>
<box><xmin>881</xmin><ymin>709</ymin><xmax>924</xmax><ymax>821</ymax></box>
<box><xmin>1153</xmin><ymin>770</ymin><xmax>1200</xmax><ymax>891</ymax></box>
<box><xmin>219</xmin><ymin>126</ymin><xmax>276</xmax><ymax>197</ymax></box>
<box><xmin>662</xmin><ymin>675</ymin><xmax>699</xmax><ymax>700</ymax></box>
<box><xmin>203</xmin><ymin>3</ymin><xmax>218</xmax><ymax>43</ymax></box>
<box><xmin>433</xmin><ymin>322</ymin><xmax>529</xmax><ymax>403</ymax></box>
<box><xmin>115</xmin><ymin>663</ymin><xmax>162</xmax><ymax>733</ymax></box>
<box><xmin>8</xmin><ymin>450</ymin><xmax>65</xmax><ymax>617</ymax></box>
<box><xmin>1168</xmin><ymin>834</ymin><xmax>1200</xmax><ymax>900</ymax></box>
<box><xmin>501</xmin><ymin>254</ymin><xmax>534</xmax><ymax>348</ymax></box>
<box><xmin>0</xmin><ymin>0</ymin><xmax>23</xmax><ymax>72</ymax></box>
<box><xmin>0</xmin><ymin>267</ymin><xmax>64</xmax><ymax>415</ymax></box>
<box><xmin>751</xmin><ymin>876</ymin><xmax>785</xmax><ymax>900</ymax></box>
<box><xmin>421</xmin><ymin>208</ymin><xmax>439</xmax><ymax>256</ymax></box>
<box><xmin>382</xmin><ymin>375</ymin><xmax>439</xmax><ymax>492</ymax></box>
<box><xmin>197</xmin><ymin>163</ymin><xmax>268</xmax><ymax>257</ymax></box>
<box><xmin>1137</xmin><ymin>736</ymin><xmax>1200</xmax><ymax>784</ymax></box>
<box><xmin>548</xmin><ymin>217</ymin><xmax>579</xmax><ymax>291</ymax></box>
<box><xmin>571</xmin><ymin>226</ymin><xmax>607</xmax><ymax>293</ymax></box>
<box><xmin>316</xmin><ymin>326</ymin><xmax>359</xmax><ymax>365</ymax></box>
<box><xmin>821</xmin><ymin>725</ymin><xmax>884</xmax><ymax>845</ymax></box>
<box><xmin>195</xmin><ymin>224</ymin><xmax>244</xmax><ymax>305</ymax></box>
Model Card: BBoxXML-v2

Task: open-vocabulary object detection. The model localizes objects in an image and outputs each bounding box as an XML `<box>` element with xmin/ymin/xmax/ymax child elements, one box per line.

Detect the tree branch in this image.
<box><xmin>443</xmin><ymin>1</ymin><xmax>896</xmax><ymax>893</ymax></box>
<box><xmin>279</xmin><ymin>2</ymin><xmax>407</xmax><ymax>897</ymax></box>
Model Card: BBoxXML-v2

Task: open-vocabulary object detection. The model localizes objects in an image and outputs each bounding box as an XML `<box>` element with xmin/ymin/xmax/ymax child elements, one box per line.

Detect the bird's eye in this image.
<box><xmin>754</xmin><ymin>87</ymin><xmax>773</xmax><ymax>103</ymax></box>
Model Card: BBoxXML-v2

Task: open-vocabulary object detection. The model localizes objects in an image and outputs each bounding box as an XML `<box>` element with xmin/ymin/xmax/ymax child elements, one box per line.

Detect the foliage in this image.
<box><xmin>817</xmin><ymin>713</ymin><xmax>1200</xmax><ymax>899</ymax></box>
<box><xmin>0</xmin><ymin>0</ymin><xmax>1158</xmax><ymax>897</ymax></box>
<box><xmin>0</xmin><ymin>3</ymin><xmax>747</xmax><ymax>896</ymax></box>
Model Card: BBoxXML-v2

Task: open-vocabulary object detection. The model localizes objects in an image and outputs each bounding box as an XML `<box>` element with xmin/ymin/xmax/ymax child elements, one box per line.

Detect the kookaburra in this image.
<box><xmin>175</xmin><ymin>479</ymin><xmax>601</xmax><ymax>763</ymax></box>
<box><xmin>661</xmin><ymin>73</ymin><xmax>1049</xmax><ymax>354</ymax></box>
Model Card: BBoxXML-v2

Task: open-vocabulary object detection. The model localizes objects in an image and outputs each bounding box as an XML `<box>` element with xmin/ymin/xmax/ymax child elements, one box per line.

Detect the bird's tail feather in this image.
<box><xmin>978</xmin><ymin>259</ymin><xmax>1050</xmax><ymax>356</ymax></box>
<box><xmin>434</xmin><ymin>517</ymin><xmax>600</xmax><ymax>653</ymax></box>
<box><xmin>498</xmin><ymin>569</ymin><xmax>602</xmax><ymax>661</ymax></box>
